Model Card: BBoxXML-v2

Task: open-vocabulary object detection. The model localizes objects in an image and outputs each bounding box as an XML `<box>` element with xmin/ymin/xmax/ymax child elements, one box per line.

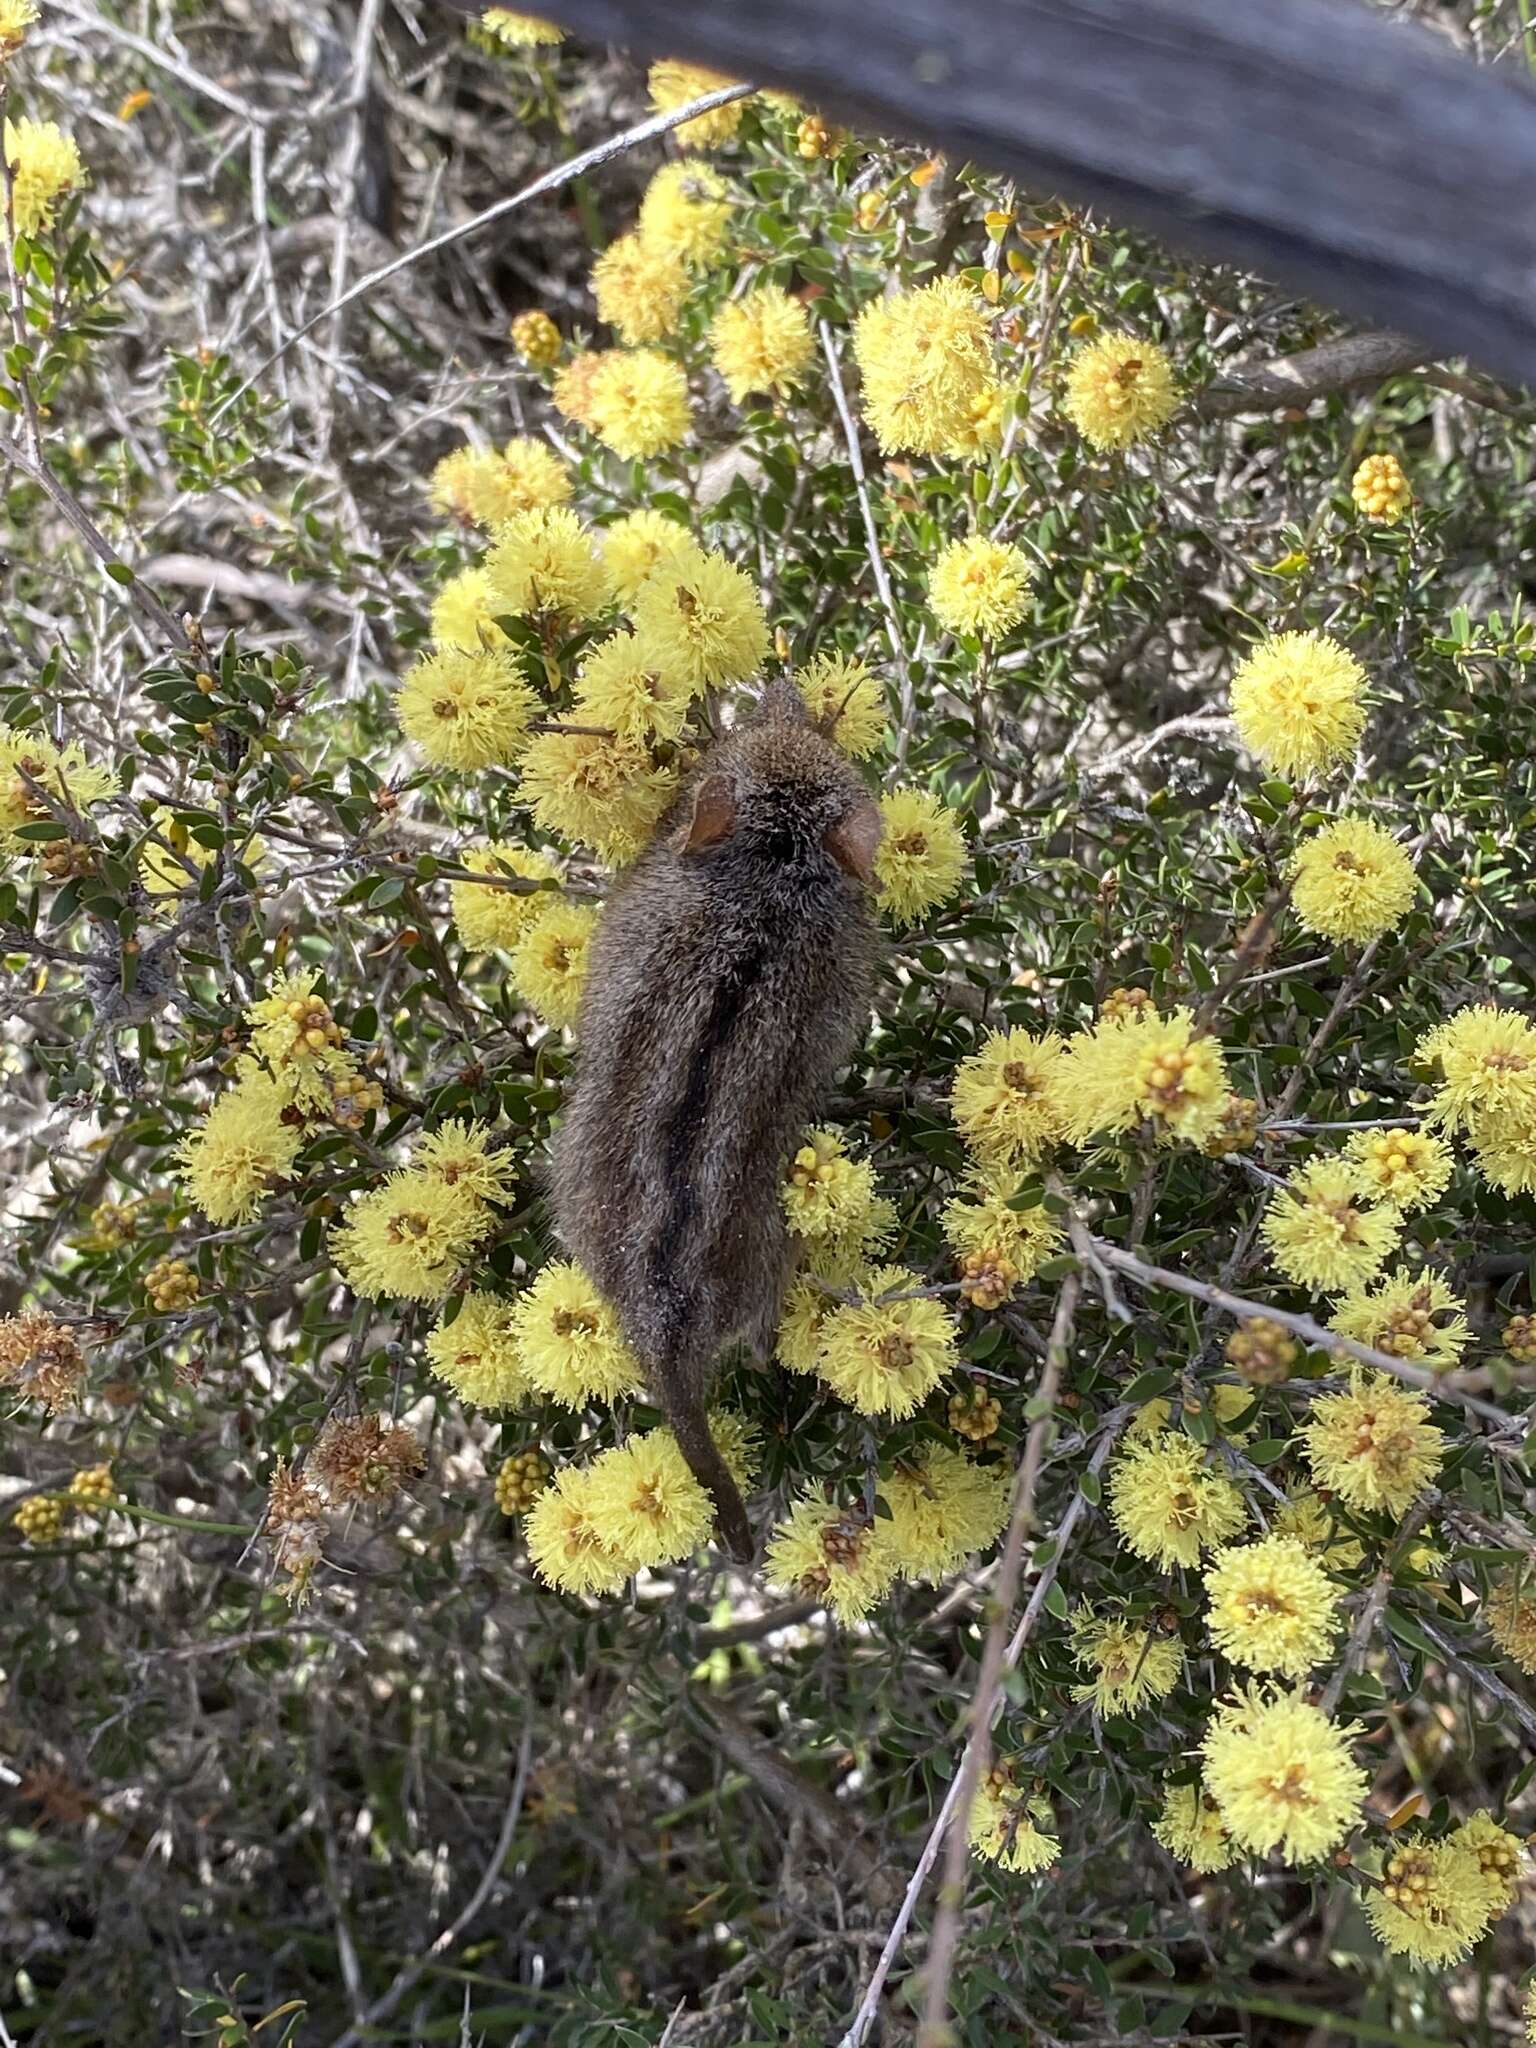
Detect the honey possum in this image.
<box><xmin>551</xmin><ymin>680</ymin><xmax>882</xmax><ymax>1557</ymax></box>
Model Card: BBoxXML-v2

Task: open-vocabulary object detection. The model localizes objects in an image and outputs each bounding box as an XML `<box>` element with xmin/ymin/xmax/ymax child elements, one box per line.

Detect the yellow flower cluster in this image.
<box><xmin>709</xmin><ymin>287</ymin><xmax>814</xmax><ymax>404</ymax></box>
<box><xmin>951</xmin><ymin>1028</ymin><xmax>1066</xmax><ymax>1167</ymax></box>
<box><xmin>1364</xmin><ymin>1830</ymin><xmax>1503</xmax><ymax>1966</ymax></box>
<box><xmin>1261</xmin><ymin>1157</ymin><xmax>1401</xmax><ymax>1293</ymax></box>
<box><xmin>1108</xmin><ymin>1431</ymin><xmax>1246</xmax><ymax>1571</ymax></box>
<box><xmin>429</xmin><ymin>567</ymin><xmax>507</xmax><ymax>652</ymax></box>
<box><xmin>764</xmin><ymin>1493</ymin><xmax>898</xmax><ymax>1623</ymax></box>
<box><xmin>4</xmin><ymin>117</ymin><xmax>85</xmax><ymax>237</ymax></box>
<box><xmin>1055</xmin><ymin>1005</ymin><xmax>1231</xmax><ymax>1150</ymax></box>
<box><xmin>1229</xmin><ymin>631</ymin><xmax>1368</xmax><ymax>781</ymax></box>
<box><xmin>1290</xmin><ymin>815</ymin><xmax>1417</xmax><ymax>945</ymax></box>
<box><xmin>1151</xmin><ymin>1782</ymin><xmax>1236</xmax><ymax>1874</ymax></box>
<box><xmin>1200</xmin><ymin>1686</ymin><xmax>1366</xmax><ymax>1862</ymax></box>
<box><xmin>1202</xmin><ymin>1534</ymin><xmax>1340</xmax><ymax>1678</ymax></box>
<box><xmin>396</xmin><ymin>646</ymin><xmax>537</xmax><ymax>771</ymax></box>
<box><xmin>178</xmin><ymin>1072</ymin><xmax>304</xmax><ymax>1226</ymax></box>
<box><xmin>334</xmin><ymin>1121</ymin><xmax>516</xmax><ymax>1302</ymax></box>
<box><xmin>1328</xmin><ymin>1268</ymin><xmax>1470</xmax><ymax>1373</ymax></box>
<box><xmin>1070</xmin><ymin>1608</ymin><xmax>1182</xmax><ymax>1714</ymax></box>
<box><xmin>484</xmin><ymin>504</ymin><xmax>607</xmax><ymax>622</ymax></box>
<box><xmin>853</xmin><ymin>277</ymin><xmax>1000</xmax><ymax>457</ymax></box>
<box><xmin>1417</xmin><ymin>1006</ymin><xmax>1536</xmax><ymax>1195</ymax></box>
<box><xmin>646</xmin><ymin>60</ymin><xmax>748</xmax><ymax>147</ymax></box>
<box><xmin>509</xmin><ymin>1260</ymin><xmax>645</xmax><ymax>1406</ymax></box>
<box><xmin>587</xmin><ymin>348</ymin><xmax>693</xmax><ymax>458</ymax></box>
<box><xmin>426</xmin><ymin>1290</ymin><xmax>527</xmax><ymax>1408</ymax></box>
<box><xmin>968</xmin><ymin>1765</ymin><xmax>1061</xmax><ymax>1873</ymax></box>
<box><xmin>509</xmin><ymin>898</ymin><xmax>599</xmax><ymax>1029</ymax></box>
<box><xmin>429</xmin><ymin>436</ymin><xmax>570</xmax><ymax>527</ymax></box>
<box><xmin>792</xmin><ymin>650</ymin><xmax>887</xmax><ymax>758</ymax></box>
<box><xmin>781</xmin><ymin>1126</ymin><xmax>877</xmax><ymax>1243</ymax></box>
<box><xmin>592</xmin><ymin>231</ymin><xmax>690</xmax><ymax>346</ymax></box>
<box><xmin>1301</xmin><ymin>1371</ymin><xmax>1444</xmax><ymax>1518</ymax></box>
<box><xmin>1484</xmin><ymin>1570</ymin><xmax>1536</xmax><ymax>1674</ymax></box>
<box><xmin>879</xmin><ymin>1445</ymin><xmax>1012</xmax><ymax>1582</ymax></box>
<box><xmin>638</xmin><ymin>160</ymin><xmax>732</xmax><ymax>269</ymax></box>
<box><xmin>510</xmin><ymin>308</ymin><xmax>561</xmax><ymax>367</ymax></box>
<box><xmin>1061</xmin><ymin>332</ymin><xmax>1178</xmax><ymax>451</ymax></box>
<box><xmin>449</xmin><ymin>842</ymin><xmax>560</xmax><ymax>952</ymax></box>
<box><xmin>940</xmin><ymin>1167</ymin><xmax>1065</xmax><ymax>1303</ymax></box>
<box><xmin>872</xmin><ymin>786</ymin><xmax>968</xmax><ymax>925</ymax></box>
<box><xmin>1342</xmin><ymin>1126</ymin><xmax>1453</xmax><ymax>1213</ymax></box>
<box><xmin>1351</xmin><ymin>451</ymin><xmax>1412</xmax><ymax>523</ymax></box>
<box><xmin>807</xmin><ymin>1265</ymin><xmax>960</xmax><ymax>1419</ymax></box>
<box><xmin>598</xmin><ymin>509</ymin><xmax>699</xmax><ymax>604</ymax></box>
<box><xmin>928</xmin><ymin>535</ymin><xmax>1033</xmax><ymax>639</ymax></box>
<box><xmin>480</xmin><ymin>9</ymin><xmax>563</xmax><ymax>48</ymax></box>
<box><xmin>0</xmin><ymin>724</ymin><xmax>116</xmax><ymax>853</ymax></box>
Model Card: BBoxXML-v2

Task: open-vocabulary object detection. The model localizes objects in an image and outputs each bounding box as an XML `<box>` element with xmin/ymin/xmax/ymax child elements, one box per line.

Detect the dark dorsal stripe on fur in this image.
<box><xmin>549</xmin><ymin>694</ymin><xmax>882</xmax><ymax>1561</ymax></box>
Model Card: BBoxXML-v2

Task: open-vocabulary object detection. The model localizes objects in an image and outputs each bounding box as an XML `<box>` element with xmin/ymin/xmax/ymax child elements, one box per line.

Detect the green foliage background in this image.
<box><xmin>2</xmin><ymin>3</ymin><xmax>1535</xmax><ymax>2044</ymax></box>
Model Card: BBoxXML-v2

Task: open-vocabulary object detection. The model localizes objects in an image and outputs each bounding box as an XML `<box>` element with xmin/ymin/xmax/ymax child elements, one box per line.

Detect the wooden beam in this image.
<box><xmin>438</xmin><ymin>0</ymin><xmax>1536</xmax><ymax>389</ymax></box>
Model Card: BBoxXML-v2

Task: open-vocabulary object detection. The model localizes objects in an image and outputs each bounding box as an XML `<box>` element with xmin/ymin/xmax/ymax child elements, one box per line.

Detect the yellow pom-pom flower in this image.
<box><xmin>430</xmin><ymin>566</ymin><xmax>510</xmax><ymax>653</ymax></box>
<box><xmin>519</xmin><ymin>728</ymin><xmax>676</xmax><ymax>867</ymax></box>
<box><xmin>708</xmin><ymin>286</ymin><xmax>814</xmax><ymax>403</ymax></box>
<box><xmin>1229</xmin><ymin>630</ymin><xmax>1369</xmax><ymax>781</ymax></box>
<box><xmin>1151</xmin><ymin>1783</ymin><xmax>1237</xmax><ymax>1873</ymax></box>
<box><xmin>1201</xmin><ymin>1686</ymin><xmax>1366</xmax><ymax>1863</ymax></box>
<box><xmin>586</xmin><ymin>348</ymin><xmax>693</xmax><ymax>459</ymax></box>
<box><xmin>816</xmin><ymin>1265</ymin><xmax>959</xmax><ymax>1419</ymax></box>
<box><xmin>551</xmin><ymin>347</ymin><xmax>615</xmax><ymax>428</ymax></box>
<box><xmin>629</xmin><ymin>548</ymin><xmax>768</xmax><ymax>690</ymax></box>
<box><xmin>1052</xmin><ymin>1008</ymin><xmax>1160</xmax><ymax>1146</ymax></box>
<box><xmin>765</xmin><ymin>1491</ymin><xmax>899</xmax><ymax>1623</ymax></box>
<box><xmin>1290</xmin><ymin>816</ymin><xmax>1417</xmax><ymax>945</ymax></box>
<box><xmin>510</xmin><ymin>307</ymin><xmax>561</xmax><ymax>366</ymax></box>
<box><xmin>637</xmin><ymin>159</ymin><xmax>732</xmax><ymax>268</ymax></box>
<box><xmin>240</xmin><ymin>969</ymin><xmax>355</xmax><ymax>1114</ymax></box>
<box><xmin>799</xmin><ymin>1196</ymin><xmax>897</xmax><ymax>1291</ymax></box>
<box><xmin>1061</xmin><ymin>332</ymin><xmax>1178</xmax><ymax>451</ymax></box>
<box><xmin>598</xmin><ymin>509</ymin><xmax>702</xmax><ymax>605</ymax></box>
<box><xmin>1261</xmin><ymin>1157</ymin><xmax>1401</xmax><ymax>1293</ymax></box>
<box><xmin>781</xmin><ymin>1127</ymin><xmax>877</xmax><ymax>1241</ymax></box>
<box><xmin>1202</xmin><ymin>1534</ymin><xmax>1341</xmax><ymax>1678</ymax></box>
<box><xmin>1351</xmin><ymin>452</ymin><xmax>1411</xmax><ymax>524</ymax></box>
<box><xmin>873</xmin><ymin>785</ymin><xmax>968</xmax><ymax>925</ymax></box>
<box><xmin>480</xmin><ymin>9</ymin><xmax>563</xmax><ymax>48</ymax></box>
<box><xmin>1452</xmin><ymin>1810</ymin><xmax>1524</xmax><ymax>1913</ymax></box>
<box><xmin>1272</xmin><ymin>1485</ymin><xmax>1365</xmax><ymax>1572</ymax></box>
<box><xmin>944</xmin><ymin>377</ymin><xmax>1008</xmax><ymax>462</ymax></box>
<box><xmin>792</xmin><ymin>650</ymin><xmax>887</xmax><ymax>758</ymax></box>
<box><xmin>592</xmin><ymin>230</ymin><xmax>690</xmax><ymax>346</ymax></box>
<box><xmin>525</xmin><ymin>1469</ymin><xmax>631</xmax><ymax>1595</ymax></box>
<box><xmin>940</xmin><ymin>1168</ymin><xmax>1065</xmax><ymax>1296</ymax></box>
<box><xmin>508</xmin><ymin>898</ymin><xmax>598</xmax><ymax>1030</ymax></box>
<box><xmin>0</xmin><ymin>1</ymin><xmax>38</xmax><ymax>61</ymax></box>
<box><xmin>1301</xmin><ymin>1371</ymin><xmax>1444</xmax><ymax>1518</ymax></box>
<box><xmin>1484</xmin><ymin>1571</ymin><xmax>1536</xmax><ymax>1674</ymax></box>
<box><xmin>882</xmin><ymin>1444</ymin><xmax>1011</xmax><ymax>1581</ymax></box>
<box><xmin>969</xmin><ymin>1768</ymin><xmax>1061</xmax><ymax>1874</ymax></box>
<box><xmin>425</xmin><ymin>1291</ymin><xmax>528</xmax><ymax>1408</ymax></box>
<box><xmin>0</xmin><ymin>724</ymin><xmax>116</xmax><ymax>852</ymax></box>
<box><xmin>4</xmin><ymin>117</ymin><xmax>84</xmax><ymax>236</ymax></box>
<box><xmin>584</xmin><ymin>1430</ymin><xmax>714</xmax><ymax>1567</ymax></box>
<box><xmin>483</xmin><ymin>505</ymin><xmax>607</xmax><ymax>623</ymax></box>
<box><xmin>429</xmin><ymin>436</ymin><xmax>570</xmax><ymax>526</ymax></box>
<box><xmin>1108</xmin><ymin>1431</ymin><xmax>1247</xmax><ymax>1571</ymax></box>
<box><xmin>1343</xmin><ymin>1126</ymin><xmax>1453</xmax><ymax>1213</ymax></box>
<box><xmin>645</xmin><ymin>59</ymin><xmax>747</xmax><ymax>146</ymax></box>
<box><xmin>1130</xmin><ymin>1012</ymin><xmax>1231</xmax><ymax>1147</ymax></box>
<box><xmin>1328</xmin><ymin>1268</ymin><xmax>1471</xmax><ymax>1373</ymax></box>
<box><xmin>950</xmin><ymin>1027</ymin><xmax>1067</xmax><ymax>1168</ymax></box>
<box><xmin>1364</xmin><ymin>1835</ymin><xmax>1497</xmax><ymax>1966</ymax></box>
<box><xmin>1070</xmin><ymin>1609</ymin><xmax>1183</xmax><ymax>1714</ymax></box>
<box><xmin>853</xmin><ymin>276</ymin><xmax>996</xmax><ymax>456</ymax></box>
<box><xmin>510</xmin><ymin>1260</ymin><xmax>645</xmax><ymax>1407</ymax></box>
<box><xmin>573</xmin><ymin>630</ymin><xmax>695</xmax><ymax>747</ymax></box>
<box><xmin>396</xmin><ymin>647</ymin><xmax>537</xmax><ymax>771</ymax></box>
<box><xmin>412</xmin><ymin>1119</ymin><xmax>519</xmax><ymax>1208</ymax></box>
<box><xmin>928</xmin><ymin>535</ymin><xmax>1032</xmax><ymax>639</ymax></box>
<box><xmin>1417</xmin><ymin>1005</ymin><xmax>1536</xmax><ymax>1151</ymax></box>
<box><xmin>333</xmin><ymin>1170</ymin><xmax>491</xmax><ymax>1302</ymax></box>
<box><xmin>177</xmin><ymin>1073</ymin><xmax>304</xmax><ymax>1226</ymax></box>
<box><xmin>450</xmin><ymin>842</ymin><xmax>561</xmax><ymax>952</ymax></box>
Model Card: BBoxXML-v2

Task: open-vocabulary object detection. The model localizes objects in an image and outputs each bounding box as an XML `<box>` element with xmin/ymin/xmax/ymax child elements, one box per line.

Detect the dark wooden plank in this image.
<box><xmin>438</xmin><ymin>0</ymin><xmax>1536</xmax><ymax>389</ymax></box>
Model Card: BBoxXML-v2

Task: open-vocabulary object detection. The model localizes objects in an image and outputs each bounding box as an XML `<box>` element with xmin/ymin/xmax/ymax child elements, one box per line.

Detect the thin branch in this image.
<box><xmin>325</xmin><ymin>1726</ymin><xmax>533</xmax><ymax>2048</ymax></box>
<box><xmin>839</xmin><ymin>1406</ymin><xmax>1127</xmax><ymax>2048</ymax></box>
<box><xmin>1195</xmin><ymin>331</ymin><xmax>1433</xmax><ymax>417</ymax></box>
<box><xmin>1089</xmin><ymin>1237</ymin><xmax>1510</xmax><ymax>1422</ymax></box>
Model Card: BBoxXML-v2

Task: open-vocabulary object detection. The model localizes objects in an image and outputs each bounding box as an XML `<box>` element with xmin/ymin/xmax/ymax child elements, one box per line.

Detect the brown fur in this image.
<box><xmin>550</xmin><ymin>682</ymin><xmax>882</xmax><ymax>1558</ymax></box>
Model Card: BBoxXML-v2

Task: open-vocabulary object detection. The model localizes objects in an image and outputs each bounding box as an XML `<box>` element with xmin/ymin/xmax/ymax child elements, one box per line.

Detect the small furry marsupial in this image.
<box><xmin>551</xmin><ymin>680</ymin><xmax>882</xmax><ymax>1558</ymax></box>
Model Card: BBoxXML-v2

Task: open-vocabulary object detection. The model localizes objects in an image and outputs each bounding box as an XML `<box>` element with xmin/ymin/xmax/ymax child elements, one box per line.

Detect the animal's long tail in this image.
<box><xmin>661</xmin><ymin>1384</ymin><xmax>753</xmax><ymax>1562</ymax></box>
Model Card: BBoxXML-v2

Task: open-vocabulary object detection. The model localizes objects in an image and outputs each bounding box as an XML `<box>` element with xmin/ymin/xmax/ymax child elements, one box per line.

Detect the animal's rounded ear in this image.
<box><xmin>824</xmin><ymin>795</ymin><xmax>882</xmax><ymax>886</ymax></box>
<box><xmin>673</xmin><ymin>772</ymin><xmax>737</xmax><ymax>855</ymax></box>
